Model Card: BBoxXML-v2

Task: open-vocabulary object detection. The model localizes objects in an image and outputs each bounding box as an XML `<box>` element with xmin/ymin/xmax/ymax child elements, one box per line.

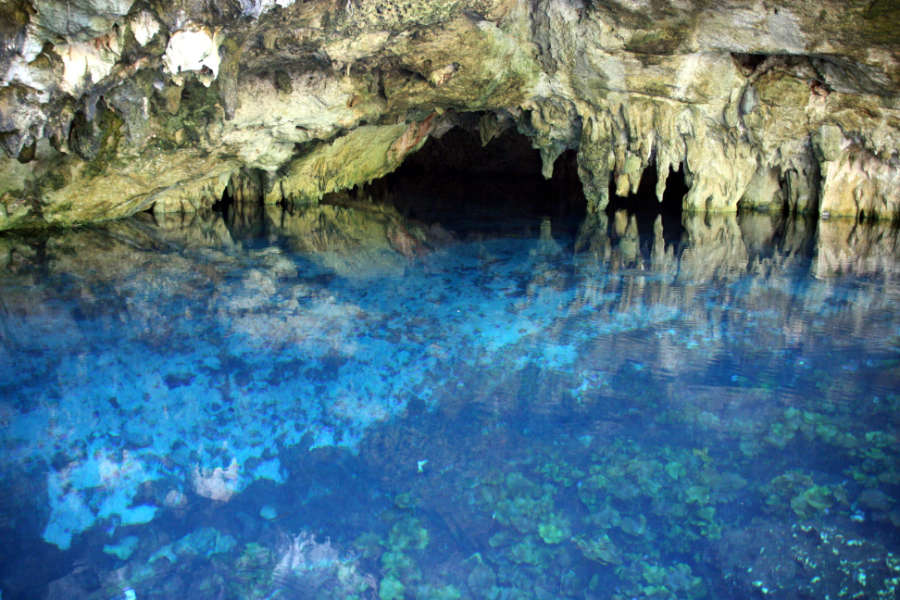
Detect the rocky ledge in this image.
<box><xmin>1</xmin><ymin>0</ymin><xmax>898</xmax><ymax>231</ymax></box>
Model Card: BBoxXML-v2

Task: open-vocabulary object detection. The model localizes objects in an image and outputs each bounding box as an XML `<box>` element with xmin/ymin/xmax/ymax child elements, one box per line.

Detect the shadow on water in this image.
<box><xmin>0</xmin><ymin>200</ymin><xmax>899</xmax><ymax>599</ymax></box>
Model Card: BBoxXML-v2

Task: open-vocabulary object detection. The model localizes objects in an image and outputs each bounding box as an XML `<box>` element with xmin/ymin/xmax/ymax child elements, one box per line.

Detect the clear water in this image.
<box><xmin>1</xmin><ymin>205</ymin><xmax>898</xmax><ymax>600</ymax></box>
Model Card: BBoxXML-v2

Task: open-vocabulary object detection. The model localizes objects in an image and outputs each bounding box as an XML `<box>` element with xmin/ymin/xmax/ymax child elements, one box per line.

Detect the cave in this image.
<box><xmin>360</xmin><ymin>118</ymin><xmax>587</xmax><ymax>237</ymax></box>
<box><xmin>215</xmin><ymin>116</ymin><xmax>696</xmax><ymax>245</ymax></box>
<box><xmin>605</xmin><ymin>160</ymin><xmax>688</xmax><ymax>247</ymax></box>
<box><xmin>2</xmin><ymin>2</ymin><xmax>899</xmax><ymax>599</ymax></box>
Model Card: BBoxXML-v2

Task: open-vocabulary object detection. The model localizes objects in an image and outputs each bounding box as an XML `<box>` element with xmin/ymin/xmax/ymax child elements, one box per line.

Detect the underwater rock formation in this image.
<box><xmin>1</xmin><ymin>207</ymin><xmax>898</xmax><ymax>597</ymax></box>
<box><xmin>1</xmin><ymin>0</ymin><xmax>898</xmax><ymax>230</ymax></box>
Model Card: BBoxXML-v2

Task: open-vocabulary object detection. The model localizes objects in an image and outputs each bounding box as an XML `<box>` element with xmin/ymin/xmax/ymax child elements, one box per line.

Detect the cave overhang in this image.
<box><xmin>0</xmin><ymin>0</ymin><xmax>899</xmax><ymax>231</ymax></box>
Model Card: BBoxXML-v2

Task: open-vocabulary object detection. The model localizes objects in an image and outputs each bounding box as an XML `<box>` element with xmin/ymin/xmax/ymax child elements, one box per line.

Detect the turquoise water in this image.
<box><xmin>1</xmin><ymin>205</ymin><xmax>898</xmax><ymax>599</ymax></box>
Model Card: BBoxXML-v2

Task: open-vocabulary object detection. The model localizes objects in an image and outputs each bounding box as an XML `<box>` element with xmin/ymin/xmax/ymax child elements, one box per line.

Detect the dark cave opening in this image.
<box><xmin>605</xmin><ymin>161</ymin><xmax>688</xmax><ymax>247</ymax></box>
<box><xmin>212</xmin><ymin>117</ymin><xmax>693</xmax><ymax>246</ymax></box>
<box><xmin>730</xmin><ymin>52</ymin><xmax>769</xmax><ymax>75</ymax></box>
<box><xmin>362</xmin><ymin>123</ymin><xmax>587</xmax><ymax>237</ymax></box>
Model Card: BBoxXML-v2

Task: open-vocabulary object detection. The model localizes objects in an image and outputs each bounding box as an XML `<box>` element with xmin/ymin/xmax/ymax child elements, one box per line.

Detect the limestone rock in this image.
<box><xmin>1</xmin><ymin>0</ymin><xmax>899</xmax><ymax>230</ymax></box>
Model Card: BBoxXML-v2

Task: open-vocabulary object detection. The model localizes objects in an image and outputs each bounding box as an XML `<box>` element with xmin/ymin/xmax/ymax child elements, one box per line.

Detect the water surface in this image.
<box><xmin>1</xmin><ymin>204</ymin><xmax>898</xmax><ymax>600</ymax></box>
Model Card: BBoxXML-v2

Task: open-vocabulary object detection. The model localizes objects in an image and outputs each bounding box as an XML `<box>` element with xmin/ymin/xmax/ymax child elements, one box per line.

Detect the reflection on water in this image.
<box><xmin>0</xmin><ymin>203</ymin><xmax>898</xmax><ymax>600</ymax></box>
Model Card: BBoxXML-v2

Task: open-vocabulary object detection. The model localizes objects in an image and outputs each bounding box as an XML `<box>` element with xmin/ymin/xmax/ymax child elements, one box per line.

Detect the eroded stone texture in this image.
<box><xmin>1</xmin><ymin>0</ymin><xmax>898</xmax><ymax>230</ymax></box>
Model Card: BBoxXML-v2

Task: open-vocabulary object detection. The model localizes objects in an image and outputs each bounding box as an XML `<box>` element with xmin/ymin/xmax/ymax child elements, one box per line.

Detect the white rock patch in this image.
<box><xmin>240</xmin><ymin>0</ymin><xmax>296</xmax><ymax>18</ymax></box>
<box><xmin>60</xmin><ymin>34</ymin><xmax>122</xmax><ymax>96</ymax></box>
<box><xmin>163</xmin><ymin>27</ymin><xmax>220</xmax><ymax>86</ymax></box>
<box><xmin>3</xmin><ymin>34</ymin><xmax>49</xmax><ymax>97</ymax></box>
<box><xmin>130</xmin><ymin>10</ymin><xmax>160</xmax><ymax>47</ymax></box>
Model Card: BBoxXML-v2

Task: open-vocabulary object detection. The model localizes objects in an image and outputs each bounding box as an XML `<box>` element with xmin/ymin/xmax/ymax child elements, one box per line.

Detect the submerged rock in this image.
<box><xmin>1</xmin><ymin>0</ymin><xmax>899</xmax><ymax>229</ymax></box>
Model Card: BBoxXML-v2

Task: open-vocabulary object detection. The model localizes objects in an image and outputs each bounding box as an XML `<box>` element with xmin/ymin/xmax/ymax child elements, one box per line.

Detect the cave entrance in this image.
<box><xmin>605</xmin><ymin>161</ymin><xmax>687</xmax><ymax>247</ymax></box>
<box><xmin>362</xmin><ymin>116</ymin><xmax>586</xmax><ymax>237</ymax></box>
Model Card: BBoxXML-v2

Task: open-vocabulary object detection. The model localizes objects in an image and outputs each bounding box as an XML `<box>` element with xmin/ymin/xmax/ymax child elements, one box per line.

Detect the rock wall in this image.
<box><xmin>1</xmin><ymin>0</ymin><xmax>898</xmax><ymax>230</ymax></box>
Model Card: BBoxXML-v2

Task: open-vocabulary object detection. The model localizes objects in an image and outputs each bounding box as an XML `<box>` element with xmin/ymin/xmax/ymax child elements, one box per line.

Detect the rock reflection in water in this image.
<box><xmin>0</xmin><ymin>206</ymin><xmax>898</xmax><ymax>600</ymax></box>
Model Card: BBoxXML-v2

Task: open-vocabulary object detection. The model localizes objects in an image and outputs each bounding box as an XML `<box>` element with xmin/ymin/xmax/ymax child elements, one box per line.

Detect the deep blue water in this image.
<box><xmin>0</xmin><ymin>206</ymin><xmax>898</xmax><ymax>600</ymax></box>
